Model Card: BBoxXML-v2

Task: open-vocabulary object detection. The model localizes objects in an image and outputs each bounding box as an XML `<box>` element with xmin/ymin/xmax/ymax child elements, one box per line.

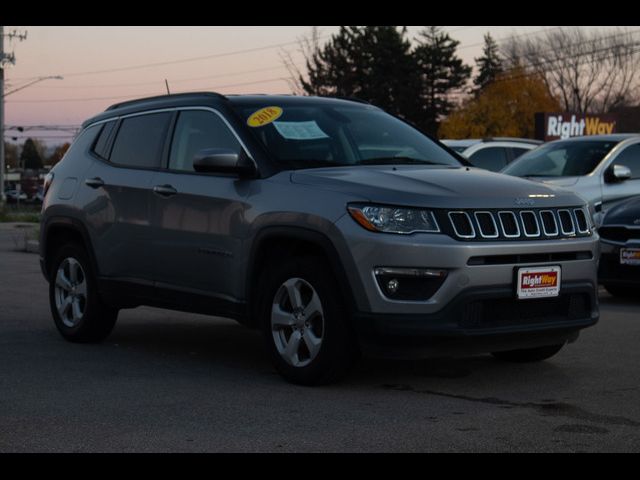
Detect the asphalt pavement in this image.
<box><xmin>1</xmin><ymin>223</ymin><xmax>639</xmax><ymax>452</ymax></box>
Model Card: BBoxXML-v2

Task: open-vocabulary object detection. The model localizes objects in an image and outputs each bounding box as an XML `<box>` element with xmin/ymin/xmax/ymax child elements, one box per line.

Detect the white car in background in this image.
<box><xmin>442</xmin><ymin>138</ymin><xmax>542</xmax><ymax>172</ymax></box>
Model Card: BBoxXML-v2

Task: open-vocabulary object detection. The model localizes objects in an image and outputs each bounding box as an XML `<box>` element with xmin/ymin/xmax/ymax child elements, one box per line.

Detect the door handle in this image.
<box><xmin>153</xmin><ymin>185</ymin><xmax>178</xmax><ymax>197</ymax></box>
<box><xmin>85</xmin><ymin>177</ymin><xmax>105</xmax><ymax>189</ymax></box>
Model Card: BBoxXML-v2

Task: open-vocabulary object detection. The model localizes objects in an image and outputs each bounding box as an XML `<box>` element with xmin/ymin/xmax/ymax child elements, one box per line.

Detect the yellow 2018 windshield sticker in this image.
<box><xmin>247</xmin><ymin>106</ymin><xmax>283</xmax><ymax>127</ymax></box>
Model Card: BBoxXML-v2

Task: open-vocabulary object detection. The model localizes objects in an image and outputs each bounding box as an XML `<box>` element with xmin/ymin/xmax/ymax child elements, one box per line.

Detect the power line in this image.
<box><xmin>9</xmin><ymin>34</ymin><xmax>332</xmax><ymax>82</ymax></box>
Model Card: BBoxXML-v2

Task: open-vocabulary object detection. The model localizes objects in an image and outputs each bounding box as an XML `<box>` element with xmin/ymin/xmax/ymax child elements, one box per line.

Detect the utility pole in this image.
<box><xmin>0</xmin><ymin>26</ymin><xmax>27</xmax><ymax>204</ymax></box>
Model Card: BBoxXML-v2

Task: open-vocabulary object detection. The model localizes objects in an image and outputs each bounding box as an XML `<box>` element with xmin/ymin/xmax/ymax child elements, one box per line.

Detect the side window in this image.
<box><xmin>169</xmin><ymin>110</ymin><xmax>241</xmax><ymax>172</ymax></box>
<box><xmin>511</xmin><ymin>147</ymin><xmax>530</xmax><ymax>160</ymax></box>
<box><xmin>469</xmin><ymin>147</ymin><xmax>508</xmax><ymax>172</ymax></box>
<box><xmin>92</xmin><ymin>120</ymin><xmax>117</xmax><ymax>160</ymax></box>
<box><xmin>613</xmin><ymin>144</ymin><xmax>640</xmax><ymax>179</ymax></box>
<box><xmin>110</xmin><ymin>112</ymin><xmax>172</xmax><ymax>169</ymax></box>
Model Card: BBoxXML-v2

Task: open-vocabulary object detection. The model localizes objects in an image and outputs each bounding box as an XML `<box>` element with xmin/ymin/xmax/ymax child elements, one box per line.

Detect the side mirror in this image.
<box><xmin>193</xmin><ymin>148</ymin><xmax>256</xmax><ymax>178</ymax></box>
<box><xmin>605</xmin><ymin>164</ymin><xmax>632</xmax><ymax>183</ymax></box>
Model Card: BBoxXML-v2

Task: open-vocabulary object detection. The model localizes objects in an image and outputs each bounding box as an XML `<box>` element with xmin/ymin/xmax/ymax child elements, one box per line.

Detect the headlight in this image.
<box><xmin>347</xmin><ymin>204</ymin><xmax>440</xmax><ymax>234</ymax></box>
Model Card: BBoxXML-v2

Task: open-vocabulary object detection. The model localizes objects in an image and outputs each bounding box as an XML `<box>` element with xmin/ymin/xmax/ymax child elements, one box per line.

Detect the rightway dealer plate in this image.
<box><xmin>620</xmin><ymin>248</ymin><xmax>640</xmax><ymax>265</ymax></box>
<box><xmin>517</xmin><ymin>266</ymin><xmax>561</xmax><ymax>300</ymax></box>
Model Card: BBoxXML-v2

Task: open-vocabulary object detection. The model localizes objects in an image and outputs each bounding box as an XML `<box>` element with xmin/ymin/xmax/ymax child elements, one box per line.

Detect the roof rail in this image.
<box><xmin>481</xmin><ymin>137</ymin><xmax>543</xmax><ymax>144</ymax></box>
<box><xmin>106</xmin><ymin>91</ymin><xmax>227</xmax><ymax>111</ymax></box>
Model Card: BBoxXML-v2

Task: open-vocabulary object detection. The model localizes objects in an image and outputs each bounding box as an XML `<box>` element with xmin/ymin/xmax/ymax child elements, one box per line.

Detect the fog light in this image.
<box><xmin>386</xmin><ymin>278</ymin><xmax>399</xmax><ymax>294</ymax></box>
<box><xmin>374</xmin><ymin>267</ymin><xmax>448</xmax><ymax>301</ymax></box>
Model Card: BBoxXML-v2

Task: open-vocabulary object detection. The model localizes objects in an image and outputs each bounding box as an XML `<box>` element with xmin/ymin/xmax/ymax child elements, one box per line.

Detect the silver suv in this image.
<box><xmin>40</xmin><ymin>93</ymin><xmax>599</xmax><ymax>385</ymax></box>
<box><xmin>502</xmin><ymin>134</ymin><xmax>640</xmax><ymax>226</ymax></box>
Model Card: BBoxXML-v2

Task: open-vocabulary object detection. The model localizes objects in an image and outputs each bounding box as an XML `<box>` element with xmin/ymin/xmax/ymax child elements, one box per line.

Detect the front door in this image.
<box><xmin>150</xmin><ymin>109</ymin><xmax>252</xmax><ymax>305</ymax></box>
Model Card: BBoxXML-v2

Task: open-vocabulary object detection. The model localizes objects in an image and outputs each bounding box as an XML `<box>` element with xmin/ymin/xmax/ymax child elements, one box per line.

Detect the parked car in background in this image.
<box><xmin>502</xmin><ymin>134</ymin><xmax>640</xmax><ymax>226</ymax></box>
<box><xmin>442</xmin><ymin>138</ymin><xmax>542</xmax><ymax>172</ymax></box>
<box><xmin>598</xmin><ymin>195</ymin><xmax>640</xmax><ymax>297</ymax></box>
<box><xmin>5</xmin><ymin>190</ymin><xmax>28</xmax><ymax>204</ymax></box>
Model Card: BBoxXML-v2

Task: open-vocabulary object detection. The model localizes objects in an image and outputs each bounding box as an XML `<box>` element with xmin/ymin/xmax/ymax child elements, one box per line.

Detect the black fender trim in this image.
<box><xmin>246</xmin><ymin>226</ymin><xmax>359</xmax><ymax>322</ymax></box>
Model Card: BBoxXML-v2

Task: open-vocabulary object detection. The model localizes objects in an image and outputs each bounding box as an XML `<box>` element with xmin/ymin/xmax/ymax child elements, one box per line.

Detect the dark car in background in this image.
<box><xmin>598</xmin><ymin>195</ymin><xmax>640</xmax><ymax>297</ymax></box>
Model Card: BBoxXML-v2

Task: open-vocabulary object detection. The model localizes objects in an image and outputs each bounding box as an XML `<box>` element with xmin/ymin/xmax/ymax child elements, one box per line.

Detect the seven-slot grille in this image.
<box><xmin>441</xmin><ymin>208</ymin><xmax>591</xmax><ymax>241</ymax></box>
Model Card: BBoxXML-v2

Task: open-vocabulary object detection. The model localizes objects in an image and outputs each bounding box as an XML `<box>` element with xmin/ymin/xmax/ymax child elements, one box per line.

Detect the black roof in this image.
<box><xmin>82</xmin><ymin>92</ymin><xmax>374</xmax><ymax>128</ymax></box>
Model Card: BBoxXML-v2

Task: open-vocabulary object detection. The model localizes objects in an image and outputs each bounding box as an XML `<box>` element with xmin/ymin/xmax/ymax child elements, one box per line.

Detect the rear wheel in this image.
<box><xmin>258</xmin><ymin>256</ymin><xmax>358</xmax><ymax>385</ymax></box>
<box><xmin>49</xmin><ymin>243</ymin><xmax>118</xmax><ymax>343</ymax></box>
<box><xmin>491</xmin><ymin>343</ymin><xmax>565</xmax><ymax>363</ymax></box>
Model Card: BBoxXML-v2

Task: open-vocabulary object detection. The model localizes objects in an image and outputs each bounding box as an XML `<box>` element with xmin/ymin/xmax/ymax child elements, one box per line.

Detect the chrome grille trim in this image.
<box><xmin>519</xmin><ymin>211</ymin><xmax>541</xmax><ymax>238</ymax></box>
<box><xmin>573</xmin><ymin>208</ymin><xmax>590</xmax><ymax>234</ymax></box>
<box><xmin>448</xmin><ymin>211</ymin><xmax>476</xmax><ymax>239</ymax></box>
<box><xmin>558</xmin><ymin>209</ymin><xmax>576</xmax><ymax>236</ymax></box>
<box><xmin>540</xmin><ymin>210</ymin><xmax>559</xmax><ymax>237</ymax></box>
<box><xmin>474</xmin><ymin>211</ymin><xmax>499</xmax><ymax>239</ymax></box>
<box><xmin>497</xmin><ymin>211</ymin><xmax>521</xmax><ymax>238</ymax></box>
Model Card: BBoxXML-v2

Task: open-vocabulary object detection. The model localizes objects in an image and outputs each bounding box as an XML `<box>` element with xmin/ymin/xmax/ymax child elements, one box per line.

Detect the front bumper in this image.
<box><xmin>353</xmin><ymin>282</ymin><xmax>598</xmax><ymax>357</ymax></box>
<box><xmin>332</xmin><ymin>216</ymin><xmax>599</xmax><ymax>356</ymax></box>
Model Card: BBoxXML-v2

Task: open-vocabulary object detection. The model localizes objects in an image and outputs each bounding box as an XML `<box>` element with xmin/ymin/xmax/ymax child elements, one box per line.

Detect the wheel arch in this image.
<box><xmin>41</xmin><ymin>216</ymin><xmax>100</xmax><ymax>281</ymax></box>
<box><xmin>246</xmin><ymin>226</ymin><xmax>357</xmax><ymax>328</ymax></box>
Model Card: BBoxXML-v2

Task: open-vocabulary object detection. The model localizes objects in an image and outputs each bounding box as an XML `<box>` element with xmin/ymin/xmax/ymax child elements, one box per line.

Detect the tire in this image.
<box><xmin>491</xmin><ymin>343</ymin><xmax>565</xmax><ymax>363</ymax></box>
<box><xmin>49</xmin><ymin>242</ymin><xmax>118</xmax><ymax>343</ymax></box>
<box><xmin>258</xmin><ymin>255</ymin><xmax>358</xmax><ymax>386</ymax></box>
<box><xmin>603</xmin><ymin>284</ymin><xmax>636</xmax><ymax>298</ymax></box>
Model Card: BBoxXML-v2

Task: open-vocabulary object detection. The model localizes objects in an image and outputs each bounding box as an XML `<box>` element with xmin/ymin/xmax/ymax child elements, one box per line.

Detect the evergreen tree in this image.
<box><xmin>20</xmin><ymin>138</ymin><xmax>43</xmax><ymax>171</ymax></box>
<box><xmin>413</xmin><ymin>26</ymin><xmax>472</xmax><ymax>136</ymax></box>
<box><xmin>474</xmin><ymin>33</ymin><xmax>503</xmax><ymax>90</ymax></box>
<box><xmin>300</xmin><ymin>26</ymin><xmax>422</xmax><ymax>122</ymax></box>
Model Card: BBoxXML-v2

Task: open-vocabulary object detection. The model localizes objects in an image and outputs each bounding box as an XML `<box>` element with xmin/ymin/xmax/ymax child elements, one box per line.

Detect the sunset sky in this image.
<box><xmin>1</xmin><ymin>26</ymin><xmax>623</xmax><ymax>145</ymax></box>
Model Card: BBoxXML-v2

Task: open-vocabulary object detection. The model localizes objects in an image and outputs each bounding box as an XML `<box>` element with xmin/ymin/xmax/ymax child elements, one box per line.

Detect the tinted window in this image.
<box><xmin>511</xmin><ymin>147</ymin><xmax>530</xmax><ymax>160</ymax></box>
<box><xmin>92</xmin><ymin>120</ymin><xmax>116</xmax><ymax>159</ymax></box>
<box><xmin>169</xmin><ymin>110</ymin><xmax>241</xmax><ymax>172</ymax></box>
<box><xmin>613</xmin><ymin>144</ymin><xmax>640</xmax><ymax>179</ymax></box>
<box><xmin>110</xmin><ymin>113</ymin><xmax>171</xmax><ymax>169</ymax></box>
<box><xmin>503</xmin><ymin>140</ymin><xmax>618</xmax><ymax>177</ymax></box>
<box><xmin>233</xmin><ymin>103</ymin><xmax>461</xmax><ymax>169</ymax></box>
<box><xmin>469</xmin><ymin>147</ymin><xmax>508</xmax><ymax>172</ymax></box>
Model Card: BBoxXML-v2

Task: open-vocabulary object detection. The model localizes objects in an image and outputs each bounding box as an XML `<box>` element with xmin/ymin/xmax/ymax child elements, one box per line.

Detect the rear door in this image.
<box><xmin>83</xmin><ymin>111</ymin><xmax>172</xmax><ymax>285</ymax></box>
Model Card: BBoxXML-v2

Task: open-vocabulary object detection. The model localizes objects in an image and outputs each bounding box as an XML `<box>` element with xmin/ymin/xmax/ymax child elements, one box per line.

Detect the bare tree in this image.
<box><xmin>280</xmin><ymin>27</ymin><xmax>324</xmax><ymax>95</ymax></box>
<box><xmin>501</xmin><ymin>27</ymin><xmax>640</xmax><ymax>113</ymax></box>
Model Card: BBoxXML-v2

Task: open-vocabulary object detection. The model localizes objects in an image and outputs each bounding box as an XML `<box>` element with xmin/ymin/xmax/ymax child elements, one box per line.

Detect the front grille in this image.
<box><xmin>439</xmin><ymin>208</ymin><xmax>591</xmax><ymax>241</ymax></box>
<box><xmin>460</xmin><ymin>294</ymin><xmax>591</xmax><ymax>329</ymax></box>
<box><xmin>599</xmin><ymin>226</ymin><xmax>640</xmax><ymax>243</ymax></box>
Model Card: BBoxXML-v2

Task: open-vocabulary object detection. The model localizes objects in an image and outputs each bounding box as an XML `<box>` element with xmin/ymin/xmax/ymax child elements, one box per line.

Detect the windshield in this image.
<box><xmin>234</xmin><ymin>103</ymin><xmax>462</xmax><ymax>169</ymax></box>
<box><xmin>502</xmin><ymin>140</ymin><xmax>619</xmax><ymax>177</ymax></box>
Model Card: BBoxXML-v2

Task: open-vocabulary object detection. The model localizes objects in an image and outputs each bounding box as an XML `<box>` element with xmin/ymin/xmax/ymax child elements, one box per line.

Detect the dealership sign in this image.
<box><xmin>535</xmin><ymin>112</ymin><xmax>618</xmax><ymax>141</ymax></box>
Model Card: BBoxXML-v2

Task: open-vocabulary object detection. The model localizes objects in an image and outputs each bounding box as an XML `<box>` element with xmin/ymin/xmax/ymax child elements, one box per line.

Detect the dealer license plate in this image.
<box><xmin>517</xmin><ymin>266</ymin><xmax>561</xmax><ymax>300</ymax></box>
<box><xmin>620</xmin><ymin>248</ymin><xmax>640</xmax><ymax>265</ymax></box>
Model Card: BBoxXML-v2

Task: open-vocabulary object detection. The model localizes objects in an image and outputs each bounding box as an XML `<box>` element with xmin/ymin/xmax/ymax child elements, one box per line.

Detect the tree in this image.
<box><xmin>440</xmin><ymin>68</ymin><xmax>560</xmax><ymax>139</ymax></box>
<box><xmin>413</xmin><ymin>26</ymin><xmax>472</xmax><ymax>136</ymax></box>
<box><xmin>20</xmin><ymin>138</ymin><xmax>43</xmax><ymax>171</ymax></box>
<box><xmin>3</xmin><ymin>142</ymin><xmax>19</xmax><ymax>169</ymax></box>
<box><xmin>46</xmin><ymin>143</ymin><xmax>71</xmax><ymax>167</ymax></box>
<box><xmin>474</xmin><ymin>33</ymin><xmax>503</xmax><ymax>90</ymax></box>
<box><xmin>501</xmin><ymin>27</ymin><xmax>640</xmax><ymax>113</ymax></box>
<box><xmin>290</xmin><ymin>26</ymin><xmax>422</xmax><ymax>121</ymax></box>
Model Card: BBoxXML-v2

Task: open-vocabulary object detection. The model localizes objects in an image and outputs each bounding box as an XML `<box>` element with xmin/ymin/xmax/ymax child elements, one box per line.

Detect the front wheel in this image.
<box><xmin>491</xmin><ymin>343</ymin><xmax>565</xmax><ymax>363</ymax></box>
<box><xmin>258</xmin><ymin>256</ymin><xmax>358</xmax><ymax>386</ymax></box>
<box><xmin>603</xmin><ymin>284</ymin><xmax>636</xmax><ymax>298</ymax></box>
<box><xmin>49</xmin><ymin>243</ymin><xmax>118</xmax><ymax>343</ymax></box>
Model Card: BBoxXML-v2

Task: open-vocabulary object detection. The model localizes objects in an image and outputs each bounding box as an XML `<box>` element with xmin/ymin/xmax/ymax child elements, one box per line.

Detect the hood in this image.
<box><xmin>603</xmin><ymin>196</ymin><xmax>640</xmax><ymax>225</ymax></box>
<box><xmin>523</xmin><ymin>176</ymin><xmax>582</xmax><ymax>187</ymax></box>
<box><xmin>291</xmin><ymin>165</ymin><xmax>583</xmax><ymax>209</ymax></box>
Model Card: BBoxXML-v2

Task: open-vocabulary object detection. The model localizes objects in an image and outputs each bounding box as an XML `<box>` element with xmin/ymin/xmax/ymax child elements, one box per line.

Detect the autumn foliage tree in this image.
<box><xmin>439</xmin><ymin>68</ymin><xmax>560</xmax><ymax>139</ymax></box>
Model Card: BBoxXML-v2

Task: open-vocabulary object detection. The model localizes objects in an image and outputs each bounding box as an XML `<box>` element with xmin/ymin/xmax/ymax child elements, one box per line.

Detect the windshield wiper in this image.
<box><xmin>359</xmin><ymin>157</ymin><xmax>444</xmax><ymax>166</ymax></box>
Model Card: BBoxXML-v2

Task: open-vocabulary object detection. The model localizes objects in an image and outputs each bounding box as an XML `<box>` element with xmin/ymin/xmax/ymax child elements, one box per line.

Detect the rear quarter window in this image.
<box><xmin>109</xmin><ymin>112</ymin><xmax>172</xmax><ymax>169</ymax></box>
